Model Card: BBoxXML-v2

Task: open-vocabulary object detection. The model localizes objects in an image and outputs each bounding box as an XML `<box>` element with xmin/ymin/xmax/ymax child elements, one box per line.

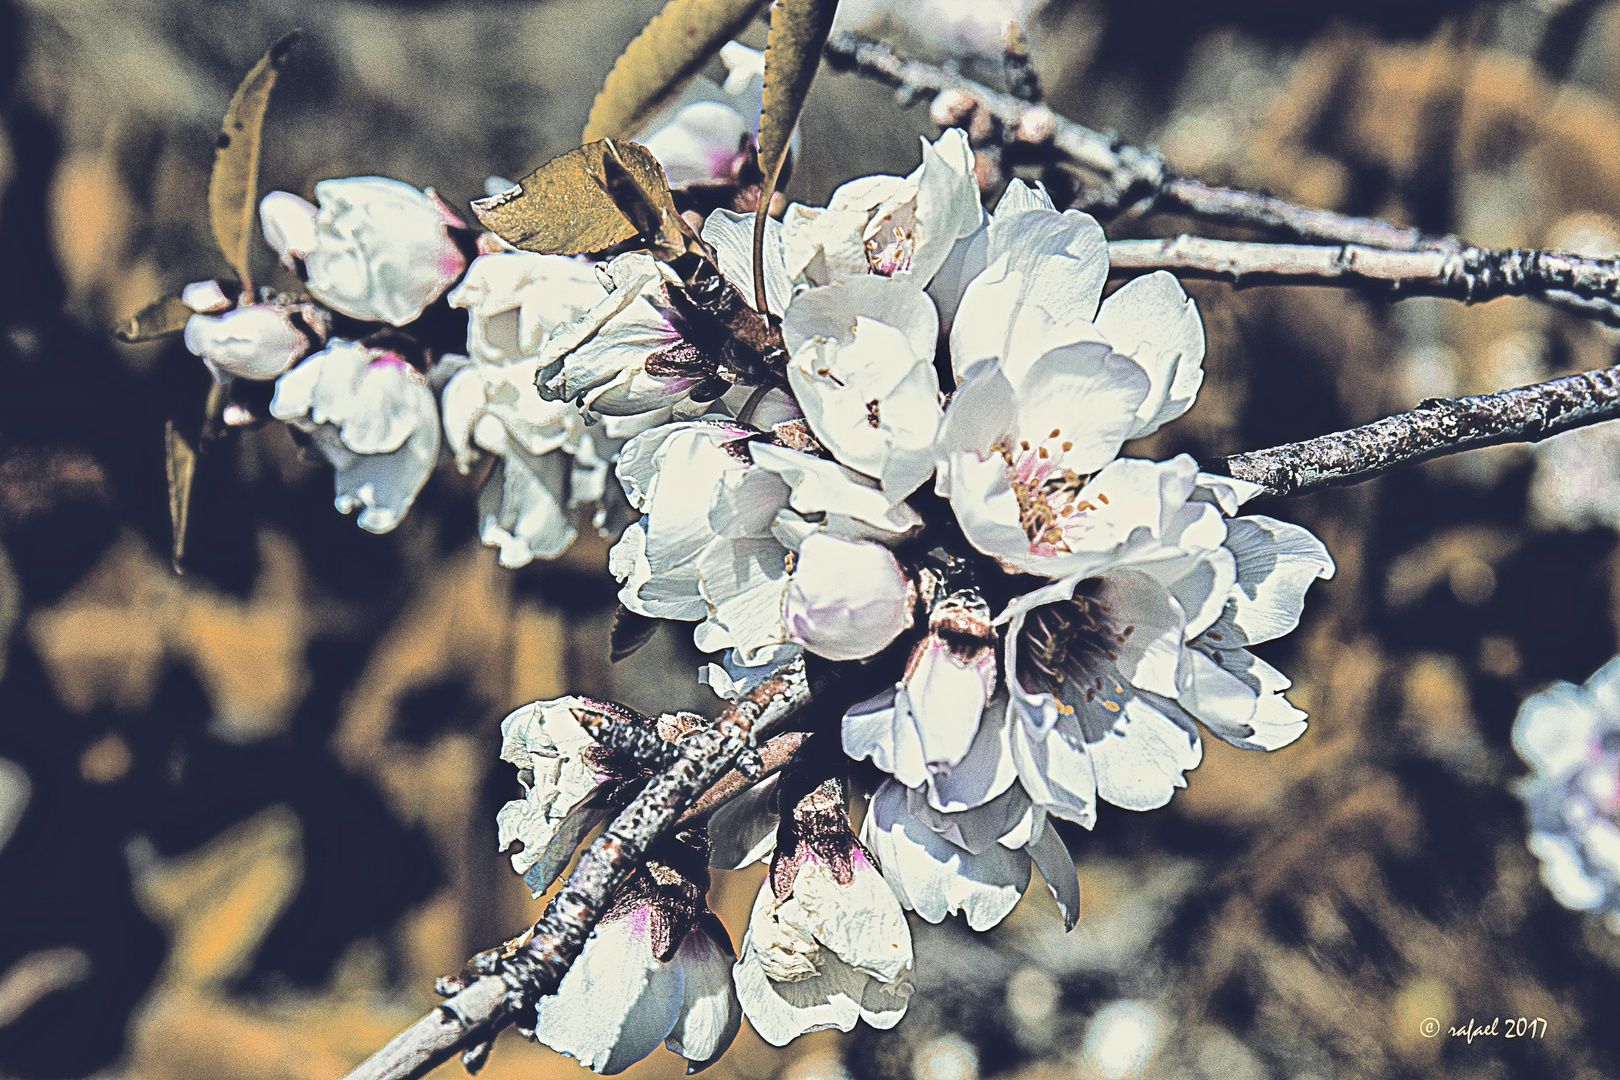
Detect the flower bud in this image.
<box><xmin>184</xmin><ymin>304</ymin><xmax>312</xmax><ymax>381</ymax></box>
<box><xmin>783</xmin><ymin>533</ymin><xmax>909</xmax><ymax>661</ymax></box>
<box><xmin>180</xmin><ymin>279</ymin><xmax>231</xmax><ymax>313</ymax></box>
<box><xmin>302</xmin><ymin>177</ymin><xmax>468</xmax><ymax>326</ymax></box>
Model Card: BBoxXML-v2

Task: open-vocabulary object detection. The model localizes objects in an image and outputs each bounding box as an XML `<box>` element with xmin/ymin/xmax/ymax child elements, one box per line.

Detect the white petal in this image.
<box><xmin>703</xmin><ymin>209</ymin><xmax>793</xmax><ymax>316</ymax></box>
<box><xmin>1011</xmin><ymin>714</ymin><xmax>1097</xmax><ymax>829</ymax></box>
<box><xmin>477</xmin><ymin>451</ymin><xmax>577</xmax><ymax>568</ymax></box>
<box><xmin>783</xmin><ymin>277</ymin><xmax>942</xmax><ymax>500</ymax></box>
<box><xmin>922</xmin><ymin>699</ymin><xmax>1020</xmax><ymax>814</ymax></box>
<box><xmin>1011</xmin><ymin>342</ymin><xmax>1151</xmax><ymax>478</ymax></box>
<box><xmin>749</xmin><ymin>442</ymin><xmax>924</xmax><ymax>542</ymax></box>
<box><xmin>304</xmin><ymin>176</ymin><xmax>465</xmax><ymax>326</ymax></box>
<box><xmin>666</xmin><ymin>924</ymin><xmax>742</xmax><ymax>1071</ymax></box>
<box><xmin>993</xmin><ymin>178</ymin><xmax>1056</xmax><ymax>215</ymax></box>
<box><xmin>1211</xmin><ymin>516</ymin><xmax>1336</xmax><ymax>647</ymax></box>
<box><xmin>181</xmin><ymin>279</ymin><xmax>231</xmax><ymax>313</ymax></box>
<box><xmin>495</xmin><ymin>698</ymin><xmax>605</xmax><ymax>894</ymax></box>
<box><xmin>695</xmin><ymin>538</ymin><xmax>792</xmax><ymax>660</ymax></box>
<box><xmin>184</xmin><ymin>305</ymin><xmax>310</xmax><ymax>380</ymax></box>
<box><xmin>903</xmin><ymin>635</ymin><xmax>993</xmax><ymax>773</ymax></box>
<box><xmin>533</xmin><ymin>911</ymin><xmax>685</xmax><ymax>1074</ymax></box>
<box><xmin>447</xmin><ymin>251</ymin><xmax>604</xmax><ymax>365</ymax></box>
<box><xmin>902</xmin><ymin>128</ymin><xmax>985</xmax><ymax>287</ymax></box>
<box><xmin>950</xmin><ymin>201</ymin><xmax>1110</xmax><ymax>383</ymax></box>
<box><xmin>785</xmin><ymin>854</ymin><xmax>913</xmax><ymax>984</ymax></box>
<box><xmin>643</xmin><ymin>100</ymin><xmax>750</xmax><ymax>188</ymax></box>
<box><xmin>259</xmin><ymin>191</ymin><xmax>318</xmax><ymax>264</ymax></box>
<box><xmin>781</xmin><ymin>203</ymin><xmax>873</xmax><ymax>285</ymax></box>
<box><xmin>1093</xmin><ymin>568</ymin><xmax>1187</xmax><ymax>698</ymax></box>
<box><xmin>1086</xmin><ymin>697</ymin><xmax>1202</xmax><ymax>811</ymax></box>
<box><xmin>1095</xmin><ymin>271</ymin><xmax>1206</xmax><ymax>439</ymax></box>
<box><xmin>842</xmin><ymin>687</ymin><xmax>931</xmax><ymax>789</ymax></box>
<box><xmin>1528</xmin><ymin>831</ymin><xmax>1607</xmax><ymax>910</ymax></box>
<box><xmin>1026</xmin><ymin>815</ymin><xmax>1081</xmax><ymax>930</ymax></box>
<box><xmin>784</xmin><ymin>534</ymin><xmax>909</xmax><ymax>661</ymax></box>
<box><xmin>863</xmin><ymin>780</ymin><xmax>1030</xmax><ymax>930</ymax></box>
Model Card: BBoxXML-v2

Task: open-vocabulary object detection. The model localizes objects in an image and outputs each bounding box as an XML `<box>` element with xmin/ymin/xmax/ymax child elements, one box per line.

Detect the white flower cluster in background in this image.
<box><xmin>1512</xmin><ymin>656</ymin><xmax>1620</xmax><ymax>931</ymax></box>
<box><xmin>489</xmin><ymin>127</ymin><xmax>1336</xmax><ymax>1073</ymax></box>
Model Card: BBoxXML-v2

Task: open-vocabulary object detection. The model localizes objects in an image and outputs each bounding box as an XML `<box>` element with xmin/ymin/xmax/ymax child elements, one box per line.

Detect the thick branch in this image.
<box><xmin>1212</xmin><ymin>365</ymin><xmax>1620</xmax><ymax>498</ymax></box>
<box><xmin>1109</xmin><ymin>236</ymin><xmax>1620</xmax><ymax>326</ymax></box>
<box><xmin>341</xmin><ymin>659</ymin><xmax>811</xmax><ymax>1080</ymax></box>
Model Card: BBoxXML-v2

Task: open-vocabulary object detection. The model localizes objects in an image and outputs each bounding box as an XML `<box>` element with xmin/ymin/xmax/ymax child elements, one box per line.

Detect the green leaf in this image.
<box><xmin>583</xmin><ymin>0</ymin><xmax>771</xmax><ymax>142</ymax></box>
<box><xmin>113</xmin><ymin>296</ymin><xmax>194</xmax><ymax>343</ymax></box>
<box><xmin>471</xmin><ymin>139</ymin><xmax>687</xmax><ymax>258</ymax></box>
<box><xmin>164</xmin><ymin>420</ymin><xmax>197</xmax><ymax>573</ymax></box>
<box><xmin>753</xmin><ymin>0</ymin><xmax>837</xmax><ymax>314</ymax></box>
<box><xmin>209</xmin><ymin>30</ymin><xmax>300</xmax><ymax>293</ymax></box>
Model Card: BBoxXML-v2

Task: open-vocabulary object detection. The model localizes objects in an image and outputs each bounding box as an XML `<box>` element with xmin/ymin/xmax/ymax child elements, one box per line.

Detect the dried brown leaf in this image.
<box><xmin>209</xmin><ymin>30</ymin><xmax>300</xmax><ymax>292</ymax></box>
<box><xmin>471</xmin><ymin>139</ymin><xmax>686</xmax><ymax>258</ymax></box>
<box><xmin>164</xmin><ymin>421</ymin><xmax>197</xmax><ymax>573</ymax></box>
<box><xmin>112</xmin><ymin>297</ymin><xmax>194</xmax><ymax>343</ymax></box>
<box><xmin>753</xmin><ymin>0</ymin><xmax>836</xmax><ymax>313</ymax></box>
<box><xmin>583</xmin><ymin>0</ymin><xmax>771</xmax><ymax>142</ymax></box>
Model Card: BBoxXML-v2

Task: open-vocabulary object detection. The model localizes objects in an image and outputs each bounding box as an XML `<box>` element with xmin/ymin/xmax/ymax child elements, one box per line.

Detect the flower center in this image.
<box><xmin>1016</xmin><ymin>584</ymin><xmax>1136</xmax><ymax>728</ymax></box>
<box><xmin>866</xmin><ymin>220</ymin><xmax>915</xmax><ymax>275</ymax></box>
<box><xmin>991</xmin><ymin>428</ymin><xmax>1106</xmax><ymax>554</ymax></box>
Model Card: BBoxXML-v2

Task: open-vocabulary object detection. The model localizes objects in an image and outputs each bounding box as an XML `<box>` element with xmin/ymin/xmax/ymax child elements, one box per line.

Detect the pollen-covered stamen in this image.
<box><xmin>990</xmin><ymin>426</ymin><xmax>1104</xmax><ymax>552</ymax></box>
<box><xmin>1016</xmin><ymin>581</ymin><xmax>1137</xmax><ymax>727</ymax></box>
<box><xmin>866</xmin><ymin>220</ymin><xmax>915</xmax><ymax>275</ymax></box>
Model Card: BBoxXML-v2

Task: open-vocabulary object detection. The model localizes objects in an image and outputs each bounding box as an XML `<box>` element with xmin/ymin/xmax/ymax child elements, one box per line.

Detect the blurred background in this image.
<box><xmin>4</xmin><ymin>0</ymin><xmax>1620</xmax><ymax>1078</ymax></box>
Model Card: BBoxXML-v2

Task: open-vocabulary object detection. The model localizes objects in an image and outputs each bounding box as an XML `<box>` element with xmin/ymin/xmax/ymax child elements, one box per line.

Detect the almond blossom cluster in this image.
<box><xmin>174</xmin><ymin>45</ymin><xmax>770</xmax><ymax>564</ymax></box>
<box><xmin>487</xmin><ymin>128</ymin><xmax>1335</xmax><ymax>1072</ymax></box>
<box><xmin>1512</xmin><ymin>657</ymin><xmax>1620</xmax><ymax>931</ymax></box>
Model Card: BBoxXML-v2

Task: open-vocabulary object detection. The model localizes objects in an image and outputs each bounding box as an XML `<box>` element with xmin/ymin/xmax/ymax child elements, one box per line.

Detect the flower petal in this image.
<box><xmin>1094</xmin><ymin>271</ymin><xmax>1205</xmax><ymax>439</ymax></box>
<box><xmin>1085</xmin><ymin>696</ymin><xmax>1202</xmax><ymax>812</ymax></box>
<box><xmin>702</xmin><ymin>210</ymin><xmax>793</xmax><ymax>316</ymax></box>
<box><xmin>665</xmin><ymin>921</ymin><xmax>742</xmax><ymax>1072</ymax></box>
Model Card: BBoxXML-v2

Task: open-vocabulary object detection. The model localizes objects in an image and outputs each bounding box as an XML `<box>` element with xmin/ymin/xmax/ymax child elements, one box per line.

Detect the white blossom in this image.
<box><xmin>183</xmin><ymin>302</ymin><xmax>314</xmax><ymax>382</ymax></box>
<box><xmin>782</xmin><ymin>275</ymin><xmax>943</xmax><ymax>502</ymax></box>
<box><xmin>733</xmin><ymin>844</ymin><xmax>913</xmax><ymax>1044</ymax></box>
<box><xmin>610</xmin><ymin>420</ymin><xmax>795</xmax><ymax>660</ymax></box>
<box><xmin>494</xmin><ymin>697</ymin><xmax>608</xmax><ymax>896</ymax></box>
<box><xmin>782</xmin><ymin>129</ymin><xmax>983</xmax><ymax>289</ymax></box>
<box><xmin>1513</xmin><ymin>656</ymin><xmax>1620</xmax><ymax>927</ymax></box>
<box><xmin>533</xmin><ymin>896</ymin><xmax>741</xmax><ymax>1073</ymax></box>
<box><xmin>269</xmin><ymin>340</ymin><xmax>440</xmax><ymax>533</ymax></box>
<box><xmin>782</xmin><ymin>533</ymin><xmax>911</xmax><ymax>661</ymax></box>
<box><xmin>537</xmin><ymin>253</ymin><xmax>710</xmax><ymax>417</ymax></box>
<box><xmin>447</xmin><ymin>250</ymin><xmax>604</xmax><ymax>368</ymax></box>
<box><xmin>441</xmin><ymin>251</ymin><xmax>614</xmax><ymax>565</ymax></box>
<box><xmin>298</xmin><ymin>177</ymin><xmax>468</xmax><ymax>326</ymax></box>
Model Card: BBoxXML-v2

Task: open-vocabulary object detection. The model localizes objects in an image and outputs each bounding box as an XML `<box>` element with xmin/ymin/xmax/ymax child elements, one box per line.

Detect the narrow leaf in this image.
<box><xmin>583</xmin><ymin>0</ymin><xmax>771</xmax><ymax>142</ymax></box>
<box><xmin>753</xmin><ymin>0</ymin><xmax>837</xmax><ymax>314</ymax></box>
<box><xmin>209</xmin><ymin>29</ymin><xmax>300</xmax><ymax>293</ymax></box>
<box><xmin>471</xmin><ymin>139</ymin><xmax>686</xmax><ymax>258</ymax></box>
<box><xmin>113</xmin><ymin>296</ymin><xmax>194</xmax><ymax>343</ymax></box>
<box><xmin>164</xmin><ymin>421</ymin><xmax>198</xmax><ymax>573</ymax></box>
<box><xmin>610</xmin><ymin>605</ymin><xmax>661</xmax><ymax>662</ymax></box>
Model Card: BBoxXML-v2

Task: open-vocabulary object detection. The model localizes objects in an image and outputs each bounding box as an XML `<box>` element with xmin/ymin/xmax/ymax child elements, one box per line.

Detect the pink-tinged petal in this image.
<box><xmin>184</xmin><ymin>305</ymin><xmax>310</xmax><ymax>381</ymax></box>
<box><xmin>532</xmin><ymin>912</ymin><xmax>686</xmax><ymax>1074</ymax></box>
<box><xmin>304</xmin><ymin>177</ymin><xmax>465</xmax><ymax>326</ymax></box>
<box><xmin>784</xmin><ymin>535</ymin><xmax>909</xmax><ymax>661</ymax></box>
<box><xmin>665</xmin><ymin>923</ymin><xmax>742</xmax><ymax>1072</ymax></box>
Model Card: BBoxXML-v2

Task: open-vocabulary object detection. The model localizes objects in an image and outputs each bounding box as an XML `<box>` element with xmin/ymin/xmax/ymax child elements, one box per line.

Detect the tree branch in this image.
<box><xmin>1211</xmin><ymin>365</ymin><xmax>1620</xmax><ymax>498</ymax></box>
<box><xmin>340</xmin><ymin>659</ymin><xmax>811</xmax><ymax>1080</ymax></box>
<box><xmin>823</xmin><ymin>33</ymin><xmax>1620</xmax><ymax>325</ymax></box>
<box><xmin>1109</xmin><ymin>236</ymin><xmax>1620</xmax><ymax>327</ymax></box>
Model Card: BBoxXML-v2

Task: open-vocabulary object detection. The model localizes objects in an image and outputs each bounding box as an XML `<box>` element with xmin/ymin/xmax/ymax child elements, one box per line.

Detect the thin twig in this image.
<box><xmin>340</xmin><ymin>659</ymin><xmax>811</xmax><ymax>1080</ymax></box>
<box><xmin>1212</xmin><ymin>365</ymin><xmax>1620</xmax><ymax>498</ymax></box>
<box><xmin>1109</xmin><ymin>236</ymin><xmax>1620</xmax><ymax>326</ymax></box>
<box><xmin>824</xmin><ymin>33</ymin><xmax>1620</xmax><ymax>325</ymax></box>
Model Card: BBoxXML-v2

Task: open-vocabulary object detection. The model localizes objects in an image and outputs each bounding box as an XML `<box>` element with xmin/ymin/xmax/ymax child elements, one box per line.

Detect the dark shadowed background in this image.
<box><xmin>3</xmin><ymin>1</ymin><xmax>1620</xmax><ymax>1078</ymax></box>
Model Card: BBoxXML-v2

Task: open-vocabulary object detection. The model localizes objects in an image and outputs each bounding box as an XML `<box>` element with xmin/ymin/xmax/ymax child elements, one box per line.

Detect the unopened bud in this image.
<box><xmin>259</xmin><ymin>191</ymin><xmax>318</xmax><ymax>268</ymax></box>
<box><xmin>930</xmin><ymin>89</ymin><xmax>978</xmax><ymax>130</ymax></box>
<box><xmin>783</xmin><ymin>533</ymin><xmax>909</xmax><ymax>662</ymax></box>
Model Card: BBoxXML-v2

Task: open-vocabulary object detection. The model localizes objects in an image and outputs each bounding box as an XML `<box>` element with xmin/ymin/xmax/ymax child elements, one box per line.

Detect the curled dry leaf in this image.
<box><xmin>209</xmin><ymin>29</ymin><xmax>301</xmax><ymax>292</ymax></box>
<box><xmin>582</xmin><ymin>0</ymin><xmax>772</xmax><ymax>142</ymax></box>
<box><xmin>752</xmin><ymin>0</ymin><xmax>837</xmax><ymax>314</ymax></box>
<box><xmin>113</xmin><ymin>296</ymin><xmax>195</xmax><ymax>343</ymax></box>
<box><xmin>471</xmin><ymin>139</ymin><xmax>687</xmax><ymax>259</ymax></box>
<box><xmin>163</xmin><ymin>421</ymin><xmax>197</xmax><ymax>573</ymax></box>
